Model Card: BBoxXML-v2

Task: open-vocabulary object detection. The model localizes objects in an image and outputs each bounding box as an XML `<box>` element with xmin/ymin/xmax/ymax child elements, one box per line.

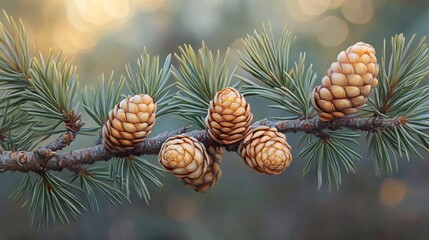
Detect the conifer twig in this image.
<box><xmin>0</xmin><ymin>117</ymin><xmax>405</xmax><ymax>173</ymax></box>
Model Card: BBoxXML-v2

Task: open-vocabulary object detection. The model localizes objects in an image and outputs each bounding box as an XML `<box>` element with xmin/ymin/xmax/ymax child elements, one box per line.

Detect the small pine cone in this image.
<box><xmin>205</xmin><ymin>87</ymin><xmax>253</xmax><ymax>145</ymax></box>
<box><xmin>159</xmin><ymin>135</ymin><xmax>223</xmax><ymax>192</ymax></box>
<box><xmin>311</xmin><ymin>42</ymin><xmax>379</xmax><ymax>122</ymax></box>
<box><xmin>102</xmin><ymin>94</ymin><xmax>156</xmax><ymax>153</ymax></box>
<box><xmin>238</xmin><ymin>126</ymin><xmax>292</xmax><ymax>175</ymax></box>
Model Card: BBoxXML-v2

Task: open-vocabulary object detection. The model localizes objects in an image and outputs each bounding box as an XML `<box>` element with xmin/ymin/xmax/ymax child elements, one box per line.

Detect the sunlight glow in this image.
<box><xmin>341</xmin><ymin>0</ymin><xmax>373</xmax><ymax>24</ymax></box>
<box><xmin>298</xmin><ymin>0</ymin><xmax>331</xmax><ymax>16</ymax></box>
<box><xmin>315</xmin><ymin>16</ymin><xmax>349</xmax><ymax>47</ymax></box>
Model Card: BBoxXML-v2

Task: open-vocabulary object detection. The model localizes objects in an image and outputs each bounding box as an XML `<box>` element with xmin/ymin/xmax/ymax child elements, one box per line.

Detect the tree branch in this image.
<box><xmin>34</xmin><ymin>114</ymin><xmax>84</xmax><ymax>158</ymax></box>
<box><xmin>35</xmin><ymin>132</ymin><xmax>76</xmax><ymax>159</ymax></box>
<box><xmin>0</xmin><ymin>117</ymin><xmax>405</xmax><ymax>173</ymax></box>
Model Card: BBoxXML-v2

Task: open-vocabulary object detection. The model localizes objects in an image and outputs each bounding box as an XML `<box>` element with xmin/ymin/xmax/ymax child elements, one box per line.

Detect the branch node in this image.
<box><xmin>398</xmin><ymin>116</ymin><xmax>407</xmax><ymax>125</ymax></box>
<box><xmin>18</xmin><ymin>152</ymin><xmax>27</xmax><ymax>165</ymax></box>
<box><xmin>34</xmin><ymin>147</ymin><xmax>54</xmax><ymax>159</ymax></box>
<box><xmin>64</xmin><ymin>112</ymin><xmax>84</xmax><ymax>133</ymax></box>
<box><xmin>315</xmin><ymin>131</ymin><xmax>330</xmax><ymax>142</ymax></box>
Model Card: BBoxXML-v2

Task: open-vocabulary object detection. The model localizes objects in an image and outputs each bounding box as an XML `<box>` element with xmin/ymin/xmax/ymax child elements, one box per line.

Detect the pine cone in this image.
<box><xmin>205</xmin><ymin>87</ymin><xmax>253</xmax><ymax>145</ymax></box>
<box><xmin>238</xmin><ymin>126</ymin><xmax>292</xmax><ymax>175</ymax></box>
<box><xmin>159</xmin><ymin>134</ymin><xmax>223</xmax><ymax>192</ymax></box>
<box><xmin>102</xmin><ymin>94</ymin><xmax>156</xmax><ymax>153</ymax></box>
<box><xmin>311</xmin><ymin>42</ymin><xmax>379</xmax><ymax>122</ymax></box>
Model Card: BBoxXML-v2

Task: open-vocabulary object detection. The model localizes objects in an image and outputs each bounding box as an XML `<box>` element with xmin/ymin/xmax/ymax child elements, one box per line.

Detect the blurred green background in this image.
<box><xmin>1</xmin><ymin>0</ymin><xmax>429</xmax><ymax>239</ymax></box>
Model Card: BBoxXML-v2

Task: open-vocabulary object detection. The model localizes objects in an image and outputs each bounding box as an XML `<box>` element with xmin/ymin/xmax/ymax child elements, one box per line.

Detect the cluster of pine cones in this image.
<box><xmin>101</xmin><ymin>42</ymin><xmax>378</xmax><ymax>192</ymax></box>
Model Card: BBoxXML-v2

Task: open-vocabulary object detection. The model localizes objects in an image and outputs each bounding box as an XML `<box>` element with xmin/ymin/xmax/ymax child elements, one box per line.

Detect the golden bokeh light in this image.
<box><xmin>75</xmin><ymin>0</ymin><xmax>111</xmax><ymax>25</ymax></box>
<box><xmin>315</xmin><ymin>16</ymin><xmax>349</xmax><ymax>47</ymax></box>
<box><xmin>379</xmin><ymin>178</ymin><xmax>407</xmax><ymax>207</ymax></box>
<box><xmin>341</xmin><ymin>0</ymin><xmax>373</xmax><ymax>24</ymax></box>
<box><xmin>104</xmin><ymin>0</ymin><xmax>130</xmax><ymax>19</ymax></box>
<box><xmin>298</xmin><ymin>0</ymin><xmax>331</xmax><ymax>16</ymax></box>
<box><xmin>286</xmin><ymin>0</ymin><xmax>315</xmax><ymax>23</ymax></box>
<box><xmin>53</xmin><ymin>23</ymin><xmax>99</xmax><ymax>54</ymax></box>
<box><xmin>44</xmin><ymin>0</ymin><xmax>167</xmax><ymax>55</ymax></box>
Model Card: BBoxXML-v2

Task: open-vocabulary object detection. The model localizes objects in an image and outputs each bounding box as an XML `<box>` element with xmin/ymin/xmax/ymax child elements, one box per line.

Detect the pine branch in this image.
<box><xmin>366</xmin><ymin>34</ymin><xmax>429</xmax><ymax>175</ymax></box>
<box><xmin>0</xmin><ymin>10</ymin><xmax>428</xmax><ymax>226</ymax></box>
<box><xmin>0</xmin><ymin>117</ymin><xmax>405</xmax><ymax>173</ymax></box>
<box><xmin>34</xmin><ymin>131</ymin><xmax>78</xmax><ymax>158</ymax></box>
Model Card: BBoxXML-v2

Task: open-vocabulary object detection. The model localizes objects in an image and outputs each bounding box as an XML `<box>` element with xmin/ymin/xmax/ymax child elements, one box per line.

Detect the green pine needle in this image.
<box><xmin>110</xmin><ymin>156</ymin><xmax>163</xmax><ymax>204</ymax></box>
<box><xmin>11</xmin><ymin>173</ymin><xmax>85</xmax><ymax>228</ymax></box>
<box><xmin>238</xmin><ymin>23</ymin><xmax>296</xmax><ymax>89</ymax></box>
<box><xmin>366</xmin><ymin>34</ymin><xmax>429</xmax><ymax>175</ymax></box>
<box><xmin>171</xmin><ymin>42</ymin><xmax>237</xmax><ymax>128</ymax></box>
<box><xmin>0</xmin><ymin>10</ymin><xmax>31</xmax><ymax>93</ymax></box>
<box><xmin>26</xmin><ymin>51</ymin><xmax>80</xmax><ymax>124</ymax></box>
<box><xmin>70</xmin><ymin>166</ymin><xmax>129</xmax><ymax>213</ymax></box>
<box><xmin>300</xmin><ymin>131</ymin><xmax>362</xmax><ymax>190</ymax></box>
<box><xmin>238</xmin><ymin>24</ymin><xmax>316</xmax><ymax>119</ymax></box>
<box><xmin>126</xmin><ymin>49</ymin><xmax>173</xmax><ymax>117</ymax></box>
<box><xmin>82</xmin><ymin>72</ymin><xmax>125</xmax><ymax>128</ymax></box>
<box><xmin>0</xmin><ymin>97</ymin><xmax>50</xmax><ymax>150</ymax></box>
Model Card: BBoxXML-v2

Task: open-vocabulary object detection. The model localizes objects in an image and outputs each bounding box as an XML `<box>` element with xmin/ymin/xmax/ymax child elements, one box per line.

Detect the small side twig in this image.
<box><xmin>35</xmin><ymin>113</ymin><xmax>84</xmax><ymax>158</ymax></box>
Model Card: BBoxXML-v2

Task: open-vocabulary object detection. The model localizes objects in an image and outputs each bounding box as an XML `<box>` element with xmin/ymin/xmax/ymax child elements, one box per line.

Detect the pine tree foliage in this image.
<box><xmin>82</xmin><ymin>73</ymin><xmax>125</xmax><ymax>130</ymax></box>
<box><xmin>70</xmin><ymin>166</ymin><xmax>129</xmax><ymax>213</ymax></box>
<box><xmin>237</xmin><ymin>24</ymin><xmax>317</xmax><ymax>119</ymax></box>
<box><xmin>367</xmin><ymin>34</ymin><xmax>429</xmax><ymax>175</ymax></box>
<box><xmin>299</xmin><ymin>131</ymin><xmax>361</xmax><ymax>190</ymax></box>
<box><xmin>10</xmin><ymin>173</ymin><xmax>85</xmax><ymax>228</ymax></box>
<box><xmin>26</xmin><ymin>52</ymin><xmax>79</xmax><ymax>129</ymax></box>
<box><xmin>0</xmin><ymin>10</ymin><xmax>428</xmax><ymax>226</ymax></box>
<box><xmin>110</xmin><ymin>156</ymin><xmax>164</xmax><ymax>203</ymax></box>
<box><xmin>0</xmin><ymin>103</ymin><xmax>27</xmax><ymax>146</ymax></box>
<box><xmin>0</xmin><ymin>10</ymin><xmax>31</xmax><ymax>93</ymax></box>
<box><xmin>171</xmin><ymin>42</ymin><xmax>237</xmax><ymax>128</ymax></box>
<box><xmin>0</xmin><ymin>103</ymin><xmax>46</xmax><ymax>150</ymax></box>
<box><xmin>126</xmin><ymin>49</ymin><xmax>173</xmax><ymax>117</ymax></box>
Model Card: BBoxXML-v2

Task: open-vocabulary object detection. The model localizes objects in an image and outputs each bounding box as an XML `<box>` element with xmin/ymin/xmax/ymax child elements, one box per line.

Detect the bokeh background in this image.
<box><xmin>1</xmin><ymin>0</ymin><xmax>429</xmax><ymax>239</ymax></box>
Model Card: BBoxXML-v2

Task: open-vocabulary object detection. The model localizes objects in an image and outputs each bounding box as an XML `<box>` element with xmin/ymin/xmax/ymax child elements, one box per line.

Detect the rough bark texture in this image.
<box><xmin>0</xmin><ymin>117</ymin><xmax>404</xmax><ymax>173</ymax></box>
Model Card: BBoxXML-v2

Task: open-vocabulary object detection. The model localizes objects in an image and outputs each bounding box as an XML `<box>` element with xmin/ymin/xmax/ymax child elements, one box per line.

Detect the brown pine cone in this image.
<box><xmin>238</xmin><ymin>126</ymin><xmax>292</xmax><ymax>175</ymax></box>
<box><xmin>205</xmin><ymin>87</ymin><xmax>253</xmax><ymax>145</ymax></box>
<box><xmin>311</xmin><ymin>42</ymin><xmax>379</xmax><ymax>122</ymax></box>
<box><xmin>102</xmin><ymin>94</ymin><xmax>156</xmax><ymax>153</ymax></box>
<box><xmin>159</xmin><ymin>134</ymin><xmax>222</xmax><ymax>192</ymax></box>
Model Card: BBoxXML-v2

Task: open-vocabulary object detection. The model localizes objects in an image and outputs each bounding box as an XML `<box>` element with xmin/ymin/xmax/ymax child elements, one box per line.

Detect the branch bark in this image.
<box><xmin>35</xmin><ymin>113</ymin><xmax>84</xmax><ymax>158</ymax></box>
<box><xmin>0</xmin><ymin>117</ymin><xmax>404</xmax><ymax>173</ymax></box>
